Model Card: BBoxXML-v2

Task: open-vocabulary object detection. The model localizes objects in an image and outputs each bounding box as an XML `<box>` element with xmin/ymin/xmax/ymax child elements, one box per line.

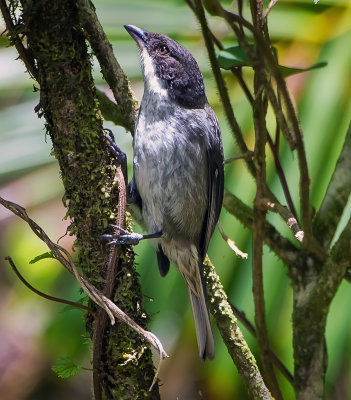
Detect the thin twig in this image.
<box><xmin>257</xmin><ymin>198</ymin><xmax>304</xmax><ymax>242</ymax></box>
<box><xmin>191</xmin><ymin>0</ymin><xmax>256</xmax><ymax>177</ymax></box>
<box><xmin>266</xmin><ymin>131</ymin><xmax>298</xmax><ymax>220</ymax></box>
<box><xmin>264</xmin><ymin>0</ymin><xmax>277</xmax><ymax>20</ymax></box>
<box><xmin>0</xmin><ymin>196</ymin><xmax>168</xmax><ymax>362</ymax></box>
<box><xmin>76</xmin><ymin>0</ymin><xmax>137</xmax><ymax>133</ymax></box>
<box><xmin>225</xmin><ymin>152</ymin><xmax>253</xmax><ymax>164</ymax></box>
<box><xmin>5</xmin><ymin>256</ymin><xmax>95</xmax><ymax>316</ymax></box>
<box><xmin>0</xmin><ymin>0</ymin><xmax>39</xmax><ymax>81</ymax></box>
<box><xmin>223</xmin><ymin>188</ymin><xmax>300</xmax><ymax>267</ymax></box>
<box><xmin>214</xmin><ymin>1</ymin><xmax>314</xmax><ymax>247</ymax></box>
<box><xmin>217</xmin><ymin>221</ymin><xmax>248</xmax><ymax>259</ymax></box>
<box><xmin>251</xmin><ymin>55</ymin><xmax>282</xmax><ymax>398</ymax></box>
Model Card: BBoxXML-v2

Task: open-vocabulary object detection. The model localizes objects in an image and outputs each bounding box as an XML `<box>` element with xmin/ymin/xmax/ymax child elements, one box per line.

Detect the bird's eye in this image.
<box><xmin>158</xmin><ymin>44</ymin><xmax>169</xmax><ymax>55</ymax></box>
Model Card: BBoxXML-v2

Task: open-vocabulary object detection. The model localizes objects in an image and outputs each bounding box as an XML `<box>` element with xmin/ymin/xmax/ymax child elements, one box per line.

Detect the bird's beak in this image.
<box><xmin>124</xmin><ymin>25</ymin><xmax>149</xmax><ymax>50</ymax></box>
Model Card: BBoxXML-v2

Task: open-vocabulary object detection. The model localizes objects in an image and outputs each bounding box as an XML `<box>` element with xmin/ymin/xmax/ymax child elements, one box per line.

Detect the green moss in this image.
<box><xmin>18</xmin><ymin>0</ymin><xmax>158</xmax><ymax>397</ymax></box>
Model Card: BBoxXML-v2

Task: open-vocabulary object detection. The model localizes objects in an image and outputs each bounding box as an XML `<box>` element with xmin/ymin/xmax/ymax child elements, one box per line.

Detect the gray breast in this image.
<box><xmin>134</xmin><ymin>104</ymin><xmax>208</xmax><ymax>243</ymax></box>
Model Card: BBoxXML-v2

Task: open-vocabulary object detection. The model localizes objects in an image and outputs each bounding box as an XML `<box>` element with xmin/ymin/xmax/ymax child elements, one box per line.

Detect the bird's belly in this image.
<box><xmin>134</xmin><ymin>122</ymin><xmax>207</xmax><ymax>243</ymax></box>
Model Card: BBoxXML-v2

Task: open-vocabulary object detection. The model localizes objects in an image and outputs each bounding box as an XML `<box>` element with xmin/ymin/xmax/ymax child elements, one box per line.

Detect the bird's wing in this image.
<box><xmin>199</xmin><ymin>104</ymin><xmax>224</xmax><ymax>260</ymax></box>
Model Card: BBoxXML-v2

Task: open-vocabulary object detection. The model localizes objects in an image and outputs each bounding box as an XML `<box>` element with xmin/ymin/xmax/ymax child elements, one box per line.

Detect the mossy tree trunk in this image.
<box><xmin>17</xmin><ymin>0</ymin><xmax>159</xmax><ymax>398</ymax></box>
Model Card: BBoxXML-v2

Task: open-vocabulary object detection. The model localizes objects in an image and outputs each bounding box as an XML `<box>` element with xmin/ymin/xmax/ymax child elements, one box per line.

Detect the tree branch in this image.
<box><xmin>223</xmin><ymin>189</ymin><xmax>299</xmax><ymax>266</ymax></box>
<box><xmin>191</xmin><ymin>0</ymin><xmax>256</xmax><ymax>177</ymax></box>
<box><xmin>292</xmin><ymin>217</ymin><xmax>351</xmax><ymax>398</ymax></box>
<box><xmin>0</xmin><ymin>0</ymin><xmax>39</xmax><ymax>80</ymax></box>
<box><xmin>0</xmin><ymin>196</ymin><xmax>168</xmax><ymax>362</ymax></box>
<box><xmin>204</xmin><ymin>258</ymin><xmax>272</xmax><ymax>400</ymax></box>
<box><xmin>251</xmin><ymin>36</ymin><xmax>282</xmax><ymax>398</ymax></box>
<box><xmin>76</xmin><ymin>0</ymin><xmax>137</xmax><ymax>133</ymax></box>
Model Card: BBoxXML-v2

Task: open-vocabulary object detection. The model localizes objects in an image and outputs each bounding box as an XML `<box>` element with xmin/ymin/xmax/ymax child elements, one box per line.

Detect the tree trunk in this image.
<box><xmin>19</xmin><ymin>0</ymin><xmax>159</xmax><ymax>398</ymax></box>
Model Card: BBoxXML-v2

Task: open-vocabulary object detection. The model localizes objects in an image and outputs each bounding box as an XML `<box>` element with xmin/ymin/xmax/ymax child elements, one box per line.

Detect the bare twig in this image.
<box><xmin>251</xmin><ymin>45</ymin><xmax>282</xmax><ymax>398</ymax></box>
<box><xmin>225</xmin><ymin>152</ymin><xmax>253</xmax><ymax>164</ymax></box>
<box><xmin>223</xmin><ymin>188</ymin><xmax>300</xmax><ymax>266</ymax></box>
<box><xmin>0</xmin><ymin>0</ymin><xmax>39</xmax><ymax>81</ymax></box>
<box><xmin>264</xmin><ymin>0</ymin><xmax>277</xmax><ymax>20</ymax></box>
<box><xmin>0</xmin><ymin>197</ymin><xmax>168</xmax><ymax>363</ymax></box>
<box><xmin>5</xmin><ymin>256</ymin><xmax>95</xmax><ymax>316</ymax></box>
<box><xmin>207</xmin><ymin>0</ymin><xmax>313</xmax><ymax>247</ymax></box>
<box><xmin>257</xmin><ymin>198</ymin><xmax>304</xmax><ymax>242</ymax></box>
<box><xmin>266</xmin><ymin>127</ymin><xmax>298</xmax><ymax>220</ymax></box>
<box><xmin>191</xmin><ymin>0</ymin><xmax>256</xmax><ymax>177</ymax></box>
<box><xmin>217</xmin><ymin>221</ymin><xmax>248</xmax><ymax>259</ymax></box>
<box><xmin>76</xmin><ymin>0</ymin><xmax>137</xmax><ymax>133</ymax></box>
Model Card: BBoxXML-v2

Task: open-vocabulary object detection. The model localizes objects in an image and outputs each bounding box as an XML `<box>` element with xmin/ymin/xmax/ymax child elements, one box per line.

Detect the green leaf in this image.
<box><xmin>51</xmin><ymin>357</ymin><xmax>83</xmax><ymax>379</ymax></box>
<box><xmin>29</xmin><ymin>250</ymin><xmax>55</xmax><ymax>264</ymax></box>
<box><xmin>218</xmin><ymin>45</ymin><xmax>254</xmax><ymax>69</ymax></box>
<box><xmin>279</xmin><ymin>62</ymin><xmax>328</xmax><ymax>77</ymax></box>
<box><xmin>218</xmin><ymin>45</ymin><xmax>327</xmax><ymax>77</ymax></box>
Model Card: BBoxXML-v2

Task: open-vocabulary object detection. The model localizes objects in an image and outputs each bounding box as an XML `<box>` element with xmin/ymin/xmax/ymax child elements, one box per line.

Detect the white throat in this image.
<box><xmin>141</xmin><ymin>49</ymin><xmax>169</xmax><ymax>99</ymax></box>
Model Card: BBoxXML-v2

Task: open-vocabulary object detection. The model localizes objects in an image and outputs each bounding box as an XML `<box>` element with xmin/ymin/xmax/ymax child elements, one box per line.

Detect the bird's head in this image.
<box><xmin>124</xmin><ymin>25</ymin><xmax>207</xmax><ymax>109</ymax></box>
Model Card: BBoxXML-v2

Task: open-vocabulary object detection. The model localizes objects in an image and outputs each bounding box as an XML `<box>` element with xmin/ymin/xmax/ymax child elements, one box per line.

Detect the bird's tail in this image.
<box><xmin>187</xmin><ymin>268</ymin><xmax>215</xmax><ymax>360</ymax></box>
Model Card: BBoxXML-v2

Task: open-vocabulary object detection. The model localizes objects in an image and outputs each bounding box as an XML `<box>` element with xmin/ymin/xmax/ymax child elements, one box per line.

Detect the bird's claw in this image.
<box><xmin>103</xmin><ymin>128</ymin><xmax>127</xmax><ymax>167</ymax></box>
<box><xmin>100</xmin><ymin>225</ymin><xmax>143</xmax><ymax>245</ymax></box>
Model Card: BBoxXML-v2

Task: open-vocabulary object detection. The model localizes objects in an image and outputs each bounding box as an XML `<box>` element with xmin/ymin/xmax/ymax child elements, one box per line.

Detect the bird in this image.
<box><xmin>105</xmin><ymin>25</ymin><xmax>224</xmax><ymax>360</ymax></box>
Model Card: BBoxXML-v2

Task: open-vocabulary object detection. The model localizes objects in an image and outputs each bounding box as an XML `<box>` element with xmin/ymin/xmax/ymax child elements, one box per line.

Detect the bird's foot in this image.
<box><xmin>103</xmin><ymin>128</ymin><xmax>127</xmax><ymax>170</ymax></box>
<box><xmin>100</xmin><ymin>225</ymin><xmax>163</xmax><ymax>245</ymax></box>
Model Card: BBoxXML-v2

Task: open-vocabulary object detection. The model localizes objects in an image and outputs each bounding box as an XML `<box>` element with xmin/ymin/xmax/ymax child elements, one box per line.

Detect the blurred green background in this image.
<box><xmin>1</xmin><ymin>0</ymin><xmax>351</xmax><ymax>399</ymax></box>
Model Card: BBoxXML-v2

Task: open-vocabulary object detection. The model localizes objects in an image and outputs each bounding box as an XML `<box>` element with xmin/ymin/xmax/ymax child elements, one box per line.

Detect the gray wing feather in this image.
<box><xmin>199</xmin><ymin>104</ymin><xmax>224</xmax><ymax>260</ymax></box>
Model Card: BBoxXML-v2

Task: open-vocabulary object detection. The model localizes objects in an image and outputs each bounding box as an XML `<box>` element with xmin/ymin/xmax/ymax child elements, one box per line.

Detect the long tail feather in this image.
<box><xmin>188</xmin><ymin>279</ymin><xmax>214</xmax><ymax>360</ymax></box>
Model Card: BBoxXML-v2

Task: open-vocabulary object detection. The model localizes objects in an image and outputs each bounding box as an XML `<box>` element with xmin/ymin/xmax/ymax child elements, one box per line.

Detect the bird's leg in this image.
<box><xmin>100</xmin><ymin>225</ymin><xmax>162</xmax><ymax>245</ymax></box>
<box><xmin>103</xmin><ymin>128</ymin><xmax>128</xmax><ymax>183</ymax></box>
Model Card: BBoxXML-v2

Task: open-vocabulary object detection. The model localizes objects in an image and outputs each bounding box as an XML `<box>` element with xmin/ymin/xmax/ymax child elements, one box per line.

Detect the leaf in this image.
<box><xmin>218</xmin><ymin>45</ymin><xmax>254</xmax><ymax>69</ymax></box>
<box><xmin>51</xmin><ymin>357</ymin><xmax>83</xmax><ymax>379</ymax></box>
<box><xmin>29</xmin><ymin>250</ymin><xmax>55</xmax><ymax>264</ymax></box>
<box><xmin>218</xmin><ymin>45</ymin><xmax>327</xmax><ymax>77</ymax></box>
<box><xmin>279</xmin><ymin>62</ymin><xmax>328</xmax><ymax>77</ymax></box>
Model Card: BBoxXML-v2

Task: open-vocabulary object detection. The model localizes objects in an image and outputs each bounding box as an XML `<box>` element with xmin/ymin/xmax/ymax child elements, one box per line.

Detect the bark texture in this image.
<box><xmin>19</xmin><ymin>0</ymin><xmax>159</xmax><ymax>398</ymax></box>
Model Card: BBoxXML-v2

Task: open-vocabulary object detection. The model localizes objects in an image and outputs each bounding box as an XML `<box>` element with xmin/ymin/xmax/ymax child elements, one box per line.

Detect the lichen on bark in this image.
<box><xmin>17</xmin><ymin>0</ymin><xmax>159</xmax><ymax>398</ymax></box>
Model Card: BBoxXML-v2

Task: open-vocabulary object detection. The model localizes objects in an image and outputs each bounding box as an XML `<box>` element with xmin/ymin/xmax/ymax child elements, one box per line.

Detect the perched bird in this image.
<box><xmin>107</xmin><ymin>25</ymin><xmax>224</xmax><ymax>360</ymax></box>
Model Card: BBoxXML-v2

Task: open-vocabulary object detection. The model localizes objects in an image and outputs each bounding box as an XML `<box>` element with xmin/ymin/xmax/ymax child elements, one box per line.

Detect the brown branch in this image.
<box><xmin>76</xmin><ymin>0</ymin><xmax>137</xmax><ymax>133</ymax></box>
<box><xmin>191</xmin><ymin>0</ymin><xmax>256</xmax><ymax>177</ymax></box>
<box><xmin>257</xmin><ymin>198</ymin><xmax>304</xmax><ymax>243</ymax></box>
<box><xmin>267</xmin><ymin>128</ymin><xmax>298</xmax><ymax>220</ymax></box>
<box><xmin>0</xmin><ymin>0</ymin><xmax>39</xmax><ymax>81</ymax></box>
<box><xmin>251</xmin><ymin>56</ymin><xmax>282</xmax><ymax>398</ymax></box>
<box><xmin>205</xmin><ymin>0</ymin><xmax>313</xmax><ymax>247</ymax></box>
<box><xmin>223</xmin><ymin>188</ymin><xmax>299</xmax><ymax>266</ymax></box>
<box><xmin>5</xmin><ymin>256</ymin><xmax>95</xmax><ymax>316</ymax></box>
